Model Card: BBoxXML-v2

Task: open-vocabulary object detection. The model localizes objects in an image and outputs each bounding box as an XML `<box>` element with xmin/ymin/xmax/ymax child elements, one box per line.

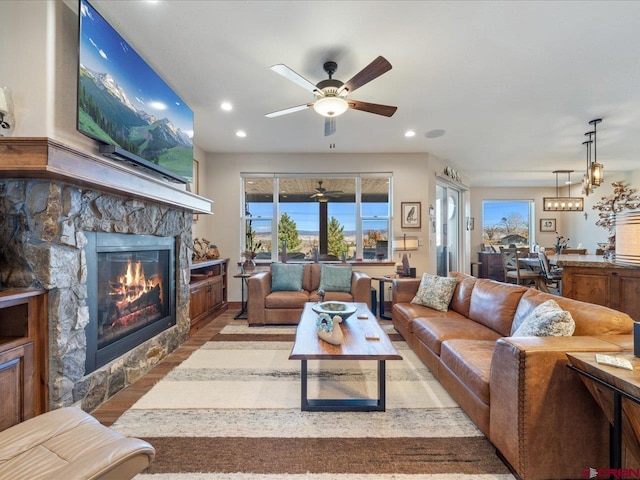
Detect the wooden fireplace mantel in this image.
<box><xmin>0</xmin><ymin>137</ymin><xmax>212</xmax><ymax>214</ymax></box>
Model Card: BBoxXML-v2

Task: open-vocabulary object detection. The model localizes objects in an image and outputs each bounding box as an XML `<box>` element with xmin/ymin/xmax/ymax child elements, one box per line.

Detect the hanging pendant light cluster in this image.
<box><xmin>543</xmin><ymin>170</ymin><xmax>584</xmax><ymax>211</ymax></box>
<box><xmin>581</xmin><ymin>118</ymin><xmax>604</xmax><ymax>195</ymax></box>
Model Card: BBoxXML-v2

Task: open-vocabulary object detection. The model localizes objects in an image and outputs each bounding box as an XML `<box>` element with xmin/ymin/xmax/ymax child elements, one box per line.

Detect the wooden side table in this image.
<box><xmin>371</xmin><ymin>276</ymin><xmax>396</xmax><ymax>320</ymax></box>
<box><xmin>232</xmin><ymin>273</ymin><xmax>252</xmax><ymax>320</ymax></box>
<box><xmin>566</xmin><ymin>352</ymin><xmax>640</xmax><ymax>471</ymax></box>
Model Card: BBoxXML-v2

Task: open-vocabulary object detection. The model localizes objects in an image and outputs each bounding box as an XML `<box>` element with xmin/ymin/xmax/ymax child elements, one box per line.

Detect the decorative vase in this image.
<box><xmin>242</xmin><ymin>258</ymin><xmax>256</xmax><ymax>272</ymax></box>
<box><xmin>555</xmin><ymin>246</ymin><xmax>563</xmax><ymax>255</ymax></box>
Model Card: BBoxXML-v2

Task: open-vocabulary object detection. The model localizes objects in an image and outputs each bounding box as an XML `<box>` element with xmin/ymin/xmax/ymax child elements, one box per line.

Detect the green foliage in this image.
<box><xmin>327</xmin><ymin>216</ymin><xmax>347</xmax><ymax>257</ymax></box>
<box><xmin>278</xmin><ymin>213</ymin><xmax>302</xmax><ymax>252</ymax></box>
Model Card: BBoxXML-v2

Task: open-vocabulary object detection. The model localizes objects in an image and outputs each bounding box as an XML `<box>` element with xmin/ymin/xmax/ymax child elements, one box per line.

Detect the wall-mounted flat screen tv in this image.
<box><xmin>78</xmin><ymin>0</ymin><xmax>194</xmax><ymax>183</ymax></box>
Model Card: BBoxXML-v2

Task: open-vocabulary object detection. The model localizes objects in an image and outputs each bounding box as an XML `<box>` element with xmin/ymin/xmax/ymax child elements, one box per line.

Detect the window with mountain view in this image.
<box><xmin>482</xmin><ymin>200</ymin><xmax>534</xmax><ymax>247</ymax></box>
<box><xmin>243</xmin><ymin>175</ymin><xmax>391</xmax><ymax>262</ymax></box>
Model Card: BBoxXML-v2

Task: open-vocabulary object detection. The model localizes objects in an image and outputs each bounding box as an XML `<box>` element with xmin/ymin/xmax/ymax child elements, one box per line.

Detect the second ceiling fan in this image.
<box><xmin>266</xmin><ymin>56</ymin><xmax>397</xmax><ymax>136</ymax></box>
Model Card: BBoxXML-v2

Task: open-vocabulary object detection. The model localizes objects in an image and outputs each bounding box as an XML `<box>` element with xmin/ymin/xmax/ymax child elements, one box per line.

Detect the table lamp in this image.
<box><xmin>392</xmin><ymin>234</ymin><xmax>419</xmax><ymax>277</ymax></box>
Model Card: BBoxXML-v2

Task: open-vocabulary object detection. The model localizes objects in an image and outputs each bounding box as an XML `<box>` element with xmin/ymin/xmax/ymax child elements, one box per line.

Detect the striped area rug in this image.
<box><xmin>111</xmin><ymin>320</ymin><xmax>514</xmax><ymax>479</ymax></box>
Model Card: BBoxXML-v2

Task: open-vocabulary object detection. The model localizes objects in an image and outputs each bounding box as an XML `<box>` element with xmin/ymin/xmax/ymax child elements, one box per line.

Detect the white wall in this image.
<box><xmin>193</xmin><ymin>152</ymin><xmax>464</xmax><ymax>301</ymax></box>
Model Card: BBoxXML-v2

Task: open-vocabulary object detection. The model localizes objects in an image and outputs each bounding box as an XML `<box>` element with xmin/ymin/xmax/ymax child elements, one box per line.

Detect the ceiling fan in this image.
<box><xmin>266</xmin><ymin>56</ymin><xmax>397</xmax><ymax>136</ymax></box>
<box><xmin>310</xmin><ymin>180</ymin><xmax>342</xmax><ymax>200</ymax></box>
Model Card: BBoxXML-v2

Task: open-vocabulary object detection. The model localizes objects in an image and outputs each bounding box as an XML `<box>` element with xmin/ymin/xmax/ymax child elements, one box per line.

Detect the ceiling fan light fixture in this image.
<box><xmin>313</xmin><ymin>96</ymin><xmax>349</xmax><ymax>117</ymax></box>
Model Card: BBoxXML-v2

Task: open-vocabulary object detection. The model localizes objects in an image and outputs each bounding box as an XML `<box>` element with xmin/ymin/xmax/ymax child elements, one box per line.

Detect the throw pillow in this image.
<box><xmin>271</xmin><ymin>263</ymin><xmax>304</xmax><ymax>292</ymax></box>
<box><xmin>318</xmin><ymin>264</ymin><xmax>352</xmax><ymax>292</ymax></box>
<box><xmin>410</xmin><ymin>274</ymin><xmax>458</xmax><ymax>312</ymax></box>
<box><xmin>512</xmin><ymin>299</ymin><xmax>575</xmax><ymax>337</ymax></box>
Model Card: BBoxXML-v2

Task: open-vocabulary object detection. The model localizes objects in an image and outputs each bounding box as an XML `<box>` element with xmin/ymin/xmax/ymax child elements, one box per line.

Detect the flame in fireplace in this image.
<box><xmin>112</xmin><ymin>260</ymin><xmax>160</xmax><ymax>305</ymax></box>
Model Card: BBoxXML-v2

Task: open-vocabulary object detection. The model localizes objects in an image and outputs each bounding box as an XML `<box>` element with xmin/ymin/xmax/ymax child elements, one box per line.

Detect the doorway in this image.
<box><xmin>436</xmin><ymin>182</ymin><xmax>462</xmax><ymax>276</ymax></box>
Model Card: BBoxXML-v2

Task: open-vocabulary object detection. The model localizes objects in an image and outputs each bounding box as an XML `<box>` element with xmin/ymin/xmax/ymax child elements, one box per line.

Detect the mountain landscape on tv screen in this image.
<box><xmin>79</xmin><ymin>65</ymin><xmax>193</xmax><ymax>180</ymax></box>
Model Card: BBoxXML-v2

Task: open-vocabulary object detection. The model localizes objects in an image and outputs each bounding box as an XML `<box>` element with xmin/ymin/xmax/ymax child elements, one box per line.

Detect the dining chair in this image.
<box><xmin>538</xmin><ymin>251</ymin><xmax>563</xmax><ymax>294</ymax></box>
<box><xmin>500</xmin><ymin>248</ymin><xmax>542</xmax><ymax>288</ymax></box>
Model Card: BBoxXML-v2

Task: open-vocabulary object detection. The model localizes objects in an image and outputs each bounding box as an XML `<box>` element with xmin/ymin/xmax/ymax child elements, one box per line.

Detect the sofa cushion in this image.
<box><xmin>413</xmin><ymin>316</ymin><xmax>501</xmax><ymax>356</ymax></box>
<box><xmin>271</xmin><ymin>263</ymin><xmax>305</xmax><ymax>292</ymax></box>
<box><xmin>411</xmin><ymin>274</ymin><xmax>458</xmax><ymax>312</ymax></box>
<box><xmin>513</xmin><ymin>289</ymin><xmax>634</xmax><ymax>336</ymax></box>
<box><xmin>265</xmin><ymin>290</ymin><xmax>310</xmax><ymax>309</ymax></box>
<box><xmin>448</xmin><ymin>272</ymin><xmax>477</xmax><ymax>317</ymax></box>
<box><xmin>512</xmin><ymin>299</ymin><xmax>575</xmax><ymax>337</ymax></box>
<box><xmin>468</xmin><ymin>279</ymin><xmax>528</xmax><ymax>336</ymax></box>
<box><xmin>440</xmin><ymin>339</ymin><xmax>495</xmax><ymax>405</ymax></box>
<box><xmin>318</xmin><ymin>264</ymin><xmax>352</xmax><ymax>292</ymax></box>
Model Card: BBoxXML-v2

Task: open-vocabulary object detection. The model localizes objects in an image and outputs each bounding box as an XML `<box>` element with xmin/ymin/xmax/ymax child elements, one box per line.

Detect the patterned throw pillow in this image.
<box><xmin>318</xmin><ymin>264</ymin><xmax>352</xmax><ymax>292</ymax></box>
<box><xmin>512</xmin><ymin>299</ymin><xmax>575</xmax><ymax>337</ymax></box>
<box><xmin>271</xmin><ymin>263</ymin><xmax>304</xmax><ymax>292</ymax></box>
<box><xmin>410</xmin><ymin>274</ymin><xmax>458</xmax><ymax>312</ymax></box>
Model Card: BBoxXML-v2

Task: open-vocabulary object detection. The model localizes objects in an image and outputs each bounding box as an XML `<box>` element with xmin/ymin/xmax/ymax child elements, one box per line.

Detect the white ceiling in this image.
<box><xmin>90</xmin><ymin>0</ymin><xmax>640</xmax><ymax>187</ymax></box>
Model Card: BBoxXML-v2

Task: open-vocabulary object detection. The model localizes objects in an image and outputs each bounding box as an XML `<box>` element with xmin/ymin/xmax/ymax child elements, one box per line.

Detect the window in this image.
<box><xmin>482</xmin><ymin>200</ymin><xmax>535</xmax><ymax>248</ymax></box>
<box><xmin>242</xmin><ymin>174</ymin><xmax>392</xmax><ymax>261</ymax></box>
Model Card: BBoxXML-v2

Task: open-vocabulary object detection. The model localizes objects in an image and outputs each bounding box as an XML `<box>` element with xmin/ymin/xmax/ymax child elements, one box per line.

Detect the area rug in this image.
<box><xmin>111</xmin><ymin>321</ymin><xmax>514</xmax><ymax>479</ymax></box>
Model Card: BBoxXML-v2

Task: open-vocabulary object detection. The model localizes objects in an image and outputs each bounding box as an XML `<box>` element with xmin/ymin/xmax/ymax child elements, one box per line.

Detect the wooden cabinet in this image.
<box><xmin>189</xmin><ymin>259</ymin><xmax>229</xmax><ymax>333</ymax></box>
<box><xmin>0</xmin><ymin>290</ymin><xmax>47</xmax><ymax>431</ymax></box>
<box><xmin>477</xmin><ymin>252</ymin><xmax>505</xmax><ymax>282</ymax></box>
<box><xmin>562</xmin><ymin>265</ymin><xmax>640</xmax><ymax>321</ymax></box>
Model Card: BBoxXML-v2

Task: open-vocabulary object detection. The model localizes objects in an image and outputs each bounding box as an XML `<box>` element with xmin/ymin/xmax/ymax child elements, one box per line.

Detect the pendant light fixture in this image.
<box><xmin>543</xmin><ymin>170</ymin><xmax>584</xmax><ymax>211</ymax></box>
<box><xmin>581</xmin><ymin>132</ymin><xmax>593</xmax><ymax>196</ymax></box>
<box><xmin>589</xmin><ymin>118</ymin><xmax>604</xmax><ymax>187</ymax></box>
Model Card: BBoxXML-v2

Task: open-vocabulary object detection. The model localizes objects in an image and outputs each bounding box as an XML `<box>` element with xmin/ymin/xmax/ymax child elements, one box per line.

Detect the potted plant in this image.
<box><xmin>554</xmin><ymin>233</ymin><xmax>569</xmax><ymax>255</ymax></box>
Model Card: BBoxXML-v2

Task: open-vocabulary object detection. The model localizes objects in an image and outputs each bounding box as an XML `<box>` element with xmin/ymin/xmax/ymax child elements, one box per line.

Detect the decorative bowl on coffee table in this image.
<box><xmin>312</xmin><ymin>301</ymin><xmax>357</xmax><ymax>321</ymax></box>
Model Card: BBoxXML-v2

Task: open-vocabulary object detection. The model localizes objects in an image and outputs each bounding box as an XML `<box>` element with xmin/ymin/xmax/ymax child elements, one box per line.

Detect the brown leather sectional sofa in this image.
<box><xmin>392</xmin><ymin>272</ymin><xmax>634</xmax><ymax>480</ymax></box>
<box><xmin>247</xmin><ymin>263</ymin><xmax>371</xmax><ymax>326</ymax></box>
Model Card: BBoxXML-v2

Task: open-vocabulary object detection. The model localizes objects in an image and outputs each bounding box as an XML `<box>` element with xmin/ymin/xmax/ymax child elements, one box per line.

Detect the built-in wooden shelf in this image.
<box><xmin>0</xmin><ymin>289</ymin><xmax>47</xmax><ymax>431</ymax></box>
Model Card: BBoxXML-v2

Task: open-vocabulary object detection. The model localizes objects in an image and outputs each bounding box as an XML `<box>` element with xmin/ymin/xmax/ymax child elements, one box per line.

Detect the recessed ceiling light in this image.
<box><xmin>405</xmin><ymin>130</ymin><xmax>416</xmax><ymax>138</ymax></box>
<box><xmin>236</xmin><ymin>130</ymin><xmax>247</xmax><ymax>138</ymax></box>
<box><xmin>425</xmin><ymin>129</ymin><xmax>446</xmax><ymax>138</ymax></box>
<box><xmin>221</xmin><ymin>102</ymin><xmax>233</xmax><ymax>111</ymax></box>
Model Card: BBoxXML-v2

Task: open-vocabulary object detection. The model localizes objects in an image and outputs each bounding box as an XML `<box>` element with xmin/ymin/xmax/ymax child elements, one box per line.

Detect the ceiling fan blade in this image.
<box><xmin>324</xmin><ymin>117</ymin><xmax>336</xmax><ymax>136</ymax></box>
<box><xmin>271</xmin><ymin>64</ymin><xmax>318</xmax><ymax>93</ymax></box>
<box><xmin>348</xmin><ymin>99</ymin><xmax>397</xmax><ymax>117</ymax></box>
<box><xmin>265</xmin><ymin>103</ymin><xmax>312</xmax><ymax>118</ymax></box>
<box><xmin>339</xmin><ymin>56</ymin><xmax>392</xmax><ymax>94</ymax></box>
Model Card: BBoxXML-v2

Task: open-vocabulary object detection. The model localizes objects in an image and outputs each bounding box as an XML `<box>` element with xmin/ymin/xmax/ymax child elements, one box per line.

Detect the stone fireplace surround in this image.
<box><xmin>0</xmin><ymin>138</ymin><xmax>211</xmax><ymax>412</ymax></box>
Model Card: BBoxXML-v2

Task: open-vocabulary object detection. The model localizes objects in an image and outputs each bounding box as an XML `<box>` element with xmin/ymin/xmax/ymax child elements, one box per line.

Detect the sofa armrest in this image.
<box><xmin>490</xmin><ymin>336</ymin><xmax>625</xmax><ymax>480</ymax></box>
<box><xmin>44</xmin><ymin>437</ymin><xmax>155</xmax><ymax>480</ymax></box>
<box><xmin>351</xmin><ymin>271</ymin><xmax>372</xmax><ymax>308</ymax></box>
<box><xmin>391</xmin><ymin>278</ymin><xmax>420</xmax><ymax>305</ymax></box>
<box><xmin>247</xmin><ymin>271</ymin><xmax>271</xmax><ymax>326</ymax></box>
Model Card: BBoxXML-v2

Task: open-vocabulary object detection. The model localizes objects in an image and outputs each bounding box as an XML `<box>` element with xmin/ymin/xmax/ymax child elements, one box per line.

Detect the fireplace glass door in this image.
<box><xmin>85</xmin><ymin>233</ymin><xmax>176</xmax><ymax>373</ymax></box>
<box><xmin>97</xmin><ymin>250</ymin><xmax>169</xmax><ymax>349</ymax></box>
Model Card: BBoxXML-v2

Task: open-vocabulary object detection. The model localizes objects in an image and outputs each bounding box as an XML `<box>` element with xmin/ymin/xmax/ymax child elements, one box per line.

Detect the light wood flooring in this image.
<box><xmin>92</xmin><ymin>309</ymin><xmax>236</xmax><ymax>426</ymax></box>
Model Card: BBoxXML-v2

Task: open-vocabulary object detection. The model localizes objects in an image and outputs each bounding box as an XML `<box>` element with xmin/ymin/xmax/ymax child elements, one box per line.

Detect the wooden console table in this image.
<box><xmin>567</xmin><ymin>352</ymin><xmax>640</xmax><ymax>470</ymax></box>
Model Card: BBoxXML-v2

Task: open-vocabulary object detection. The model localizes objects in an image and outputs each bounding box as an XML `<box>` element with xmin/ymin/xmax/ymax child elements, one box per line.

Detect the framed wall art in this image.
<box><xmin>401</xmin><ymin>202</ymin><xmax>421</xmax><ymax>228</ymax></box>
<box><xmin>540</xmin><ymin>218</ymin><xmax>556</xmax><ymax>232</ymax></box>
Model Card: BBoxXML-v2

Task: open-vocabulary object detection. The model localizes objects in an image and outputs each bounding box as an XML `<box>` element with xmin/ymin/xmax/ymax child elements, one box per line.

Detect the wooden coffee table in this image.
<box><xmin>289</xmin><ymin>302</ymin><xmax>402</xmax><ymax>412</ymax></box>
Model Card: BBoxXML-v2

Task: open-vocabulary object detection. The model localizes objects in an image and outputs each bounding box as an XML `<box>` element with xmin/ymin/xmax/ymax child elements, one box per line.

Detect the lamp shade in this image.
<box><xmin>392</xmin><ymin>235</ymin><xmax>419</xmax><ymax>251</ymax></box>
<box><xmin>590</xmin><ymin>162</ymin><xmax>604</xmax><ymax>187</ymax></box>
<box><xmin>0</xmin><ymin>87</ymin><xmax>9</xmax><ymax>113</ymax></box>
<box><xmin>313</xmin><ymin>96</ymin><xmax>348</xmax><ymax>117</ymax></box>
<box><xmin>615</xmin><ymin>210</ymin><xmax>640</xmax><ymax>266</ymax></box>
